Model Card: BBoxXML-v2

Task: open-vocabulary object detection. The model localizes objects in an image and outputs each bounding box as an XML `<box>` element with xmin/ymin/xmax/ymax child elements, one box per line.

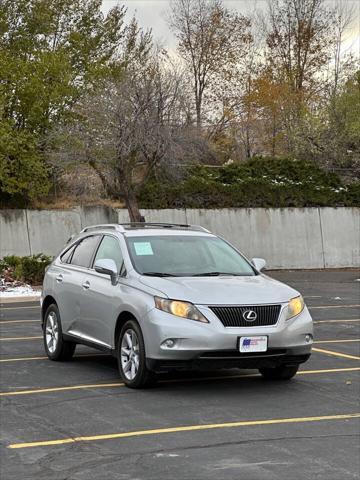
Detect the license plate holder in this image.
<box><xmin>238</xmin><ymin>336</ymin><xmax>268</xmax><ymax>353</ymax></box>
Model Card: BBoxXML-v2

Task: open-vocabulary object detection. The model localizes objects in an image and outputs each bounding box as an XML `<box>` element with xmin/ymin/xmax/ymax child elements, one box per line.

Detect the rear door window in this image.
<box><xmin>70</xmin><ymin>236</ymin><xmax>100</xmax><ymax>268</ymax></box>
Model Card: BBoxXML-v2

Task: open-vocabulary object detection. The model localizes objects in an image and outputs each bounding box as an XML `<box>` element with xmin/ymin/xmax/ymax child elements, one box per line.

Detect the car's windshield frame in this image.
<box><xmin>124</xmin><ymin>233</ymin><xmax>258</xmax><ymax>277</ymax></box>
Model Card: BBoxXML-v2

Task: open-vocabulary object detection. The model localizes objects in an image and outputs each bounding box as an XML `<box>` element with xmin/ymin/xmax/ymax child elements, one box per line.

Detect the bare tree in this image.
<box><xmin>50</xmin><ymin>50</ymin><xmax>189</xmax><ymax>221</ymax></box>
<box><xmin>266</xmin><ymin>0</ymin><xmax>336</xmax><ymax>97</ymax></box>
<box><xmin>168</xmin><ymin>0</ymin><xmax>251</xmax><ymax>128</ymax></box>
<box><xmin>330</xmin><ymin>0</ymin><xmax>356</xmax><ymax>97</ymax></box>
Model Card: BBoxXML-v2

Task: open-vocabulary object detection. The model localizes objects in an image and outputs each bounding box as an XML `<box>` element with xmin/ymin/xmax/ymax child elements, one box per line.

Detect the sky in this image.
<box><xmin>102</xmin><ymin>0</ymin><xmax>360</xmax><ymax>56</ymax></box>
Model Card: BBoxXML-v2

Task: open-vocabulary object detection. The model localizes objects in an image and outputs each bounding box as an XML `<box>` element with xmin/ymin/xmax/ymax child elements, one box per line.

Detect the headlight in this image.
<box><xmin>154</xmin><ymin>297</ymin><xmax>209</xmax><ymax>323</ymax></box>
<box><xmin>287</xmin><ymin>295</ymin><xmax>305</xmax><ymax>320</ymax></box>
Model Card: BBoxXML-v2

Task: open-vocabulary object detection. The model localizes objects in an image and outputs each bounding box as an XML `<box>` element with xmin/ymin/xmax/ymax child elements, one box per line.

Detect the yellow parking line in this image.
<box><xmin>0</xmin><ymin>320</ymin><xmax>39</xmax><ymax>324</ymax></box>
<box><xmin>297</xmin><ymin>367</ymin><xmax>360</xmax><ymax>375</ymax></box>
<box><xmin>0</xmin><ymin>336</ymin><xmax>42</xmax><ymax>341</ymax></box>
<box><xmin>0</xmin><ymin>305</ymin><xmax>39</xmax><ymax>310</ymax></box>
<box><xmin>312</xmin><ymin>347</ymin><xmax>360</xmax><ymax>360</ymax></box>
<box><xmin>0</xmin><ymin>382</ymin><xmax>123</xmax><ymax>397</ymax></box>
<box><xmin>314</xmin><ymin>339</ymin><xmax>360</xmax><ymax>344</ymax></box>
<box><xmin>309</xmin><ymin>305</ymin><xmax>360</xmax><ymax>309</ymax></box>
<box><xmin>8</xmin><ymin>413</ymin><xmax>360</xmax><ymax>449</ymax></box>
<box><xmin>0</xmin><ymin>353</ymin><xmax>109</xmax><ymax>363</ymax></box>
<box><xmin>0</xmin><ymin>356</ymin><xmax>47</xmax><ymax>363</ymax></box>
<box><xmin>1</xmin><ymin>367</ymin><xmax>359</xmax><ymax>397</ymax></box>
<box><xmin>314</xmin><ymin>319</ymin><xmax>360</xmax><ymax>324</ymax></box>
<box><xmin>1</xmin><ymin>318</ymin><xmax>359</xmax><ymax>325</ymax></box>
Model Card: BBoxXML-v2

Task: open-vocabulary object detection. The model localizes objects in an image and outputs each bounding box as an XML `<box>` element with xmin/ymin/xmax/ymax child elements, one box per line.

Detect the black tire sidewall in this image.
<box><xmin>117</xmin><ymin>320</ymin><xmax>150</xmax><ymax>388</ymax></box>
<box><xmin>43</xmin><ymin>304</ymin><xmax>64</xmax><ymax>360</ymax></box>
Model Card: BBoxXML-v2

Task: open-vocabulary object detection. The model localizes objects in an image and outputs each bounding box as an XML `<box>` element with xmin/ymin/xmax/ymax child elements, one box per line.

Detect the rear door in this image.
<box><xmin>80</xmin><ymin>234</ymin><xmax>125</xmax><ymax>348</ymax></box>
<box><xmin>58</xmin><ymin>235</ymin><xmax>101</xmax><ymax>336</ymax></box>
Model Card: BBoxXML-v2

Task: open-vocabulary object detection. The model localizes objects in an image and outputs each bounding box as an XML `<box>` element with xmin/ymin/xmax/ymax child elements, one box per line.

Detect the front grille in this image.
<box><xmin>209</xmin><ymin>304</ymin><xmax>281</xmax><ymax>327</ymax></box>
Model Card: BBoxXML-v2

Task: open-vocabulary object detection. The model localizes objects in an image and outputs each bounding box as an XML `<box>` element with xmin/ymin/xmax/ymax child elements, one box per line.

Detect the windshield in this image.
<box><xmin>125</xmin><ymin>235</ymin><xmax>256</xmax><ymax>277</ymax></box>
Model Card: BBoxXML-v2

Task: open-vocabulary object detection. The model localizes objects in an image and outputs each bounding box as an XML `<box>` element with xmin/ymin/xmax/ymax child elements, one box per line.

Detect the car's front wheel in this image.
<box><xmin>259</xmin><ymin>364</ymin><xmax>299</xmax><ymax>380</ymax></box>
<box><xmin>117</xmin><ymin>320</ymin><xmax>155</xmax><ymax>388</ymax></box>
<box><xmin>43</xmin><ymin>304</ymin><xmax>76</xmax><ymax>361</ymax></box>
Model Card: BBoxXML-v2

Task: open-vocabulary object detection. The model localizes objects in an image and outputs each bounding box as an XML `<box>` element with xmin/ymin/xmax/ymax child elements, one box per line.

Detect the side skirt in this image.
<box><xmin>63</xmin><ymin>333</ymin><xmax>116</xmax><ymax>357</ymax></box>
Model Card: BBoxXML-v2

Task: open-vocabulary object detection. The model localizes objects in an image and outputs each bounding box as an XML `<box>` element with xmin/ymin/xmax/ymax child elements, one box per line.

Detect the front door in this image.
<box><xmin>80</xmin><ymin>235</ymin><xmax>125</xmax><ymax>348</ymax></box>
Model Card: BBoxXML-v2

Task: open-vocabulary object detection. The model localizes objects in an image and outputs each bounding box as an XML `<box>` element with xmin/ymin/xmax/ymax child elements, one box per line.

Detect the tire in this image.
<box><xmin>43</xmin><ymin>304</ymin><xmax>76</xmax><ymax>361</ymax></box>
<box><xmin>259</xmin><ymin>364</ymin><xmax>299</xmax><ymax>381</ymax></box>
<box><xmin>117</xmin><ymin>319</ymin><xmax>156</xmax><ymax>388</ymax></box>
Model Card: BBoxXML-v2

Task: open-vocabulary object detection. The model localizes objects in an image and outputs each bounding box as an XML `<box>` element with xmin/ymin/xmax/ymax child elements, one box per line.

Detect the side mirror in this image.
<box><xmin>252</xmin><ymin>257</ymin><xmax>266</xmax><ymax>271</ymax></box>
<box><xmin>94</xmin><ymin>259</ymin><xmax>118</xmax><ymax>285</ymax></box>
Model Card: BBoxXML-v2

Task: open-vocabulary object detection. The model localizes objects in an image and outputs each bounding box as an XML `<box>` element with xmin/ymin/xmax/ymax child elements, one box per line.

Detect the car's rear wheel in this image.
<box><xmin>43</xmin><ymin>304</ymin><xmax>76</xmax><ymax>361</ymax></box>
<box><xmin>259</xmin><ymin>364</ymin><xmax>299</xmax><ymax>380</ymax></box>
<box><xmin>117</xmin><ymin>320</ymin><xmax>156</xmax><ymax>388</ymax></box>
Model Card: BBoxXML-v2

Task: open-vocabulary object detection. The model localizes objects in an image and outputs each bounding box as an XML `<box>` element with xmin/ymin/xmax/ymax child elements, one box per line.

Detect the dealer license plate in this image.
<box><xmin>239</xmin><ymin>336</ymin><xmax>268</xmax><ymax>353</ymax></box>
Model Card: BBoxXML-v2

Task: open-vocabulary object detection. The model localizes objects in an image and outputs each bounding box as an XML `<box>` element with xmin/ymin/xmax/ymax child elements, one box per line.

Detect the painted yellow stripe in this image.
<box><xmin>0</xmin><ymin>356</ymin><xmax>47</xmax><ymax>363</ymax></box>
<box><xmin>0</xmin><ymin>382</ymin><xmax>123</xmax><ymax>397</ymax></box>
<box><xmin>314</xmin><ymin>339</ymin><xmax>360</xmax><ymax>344</ymax></box>
<box><xmin>0</xmin><ymin>320</ymin><xmax>39</xmax><ymax>324</ymax></box>
<box><xmin>0</xmin><ymin>353</ymin><xmax>109</xmax><ymax>363</ymax></box>
<box><xmin>8</xmin><ymin>413</ymin><xmax>360</xmax><ymax>449</ymax></box>
<box><xmin>0</xmin><ymin>336</ymin><xmax>42</xmax><ymax>341</ymax></box>
<box><xmin>314</xmin><ymin>319</ymin><xmax>360</xmax><ymax>324</ymax></box>
<box><xmin>0</xmin><ymin>318</ymin><xmax>358</xmax><ymax>325</ymax></box>
<box><xmin>312</xmin><ymin>347</ymin><xmax>360</xmax><ymax>360</ymax></box>
<box><xmin>1</xmin><ymin>367</ymin><xmax>359</xmax><ymax>397</ymax></box>
<box><xmin>297</xmin><ymin>367</ymin><xmax>360</xmax><ymax>375</ymax></box>
<box><xmin>310</xmin><ymin>305</ymin><xmax>360</xmax><ymax>309</ymax></box>
<box><xmin>0</xmin><ymin>305</ymin><xmax>39</xmax><ymax>310</ymax></box>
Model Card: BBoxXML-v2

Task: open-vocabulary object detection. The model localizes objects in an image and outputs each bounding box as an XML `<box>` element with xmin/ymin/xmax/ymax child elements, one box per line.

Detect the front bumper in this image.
<box><xmin>141</xmin><ymin>303</ymin><xmax>313</xmax><ymax>371</ymax></box>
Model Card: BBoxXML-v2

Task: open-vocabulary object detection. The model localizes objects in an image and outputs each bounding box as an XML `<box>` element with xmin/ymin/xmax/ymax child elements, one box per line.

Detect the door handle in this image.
<box><xmin>82</xmin><ymin>280</ymin><xmax>90</xmax><ymax>290</ymax></box>
<box><xmin>56</xmin><ymin>274</ymin><xmax>63</xmax><ymax>282</ymax></box>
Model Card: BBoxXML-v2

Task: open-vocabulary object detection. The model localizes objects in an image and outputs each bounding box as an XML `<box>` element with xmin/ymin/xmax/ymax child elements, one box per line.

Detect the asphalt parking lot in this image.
<box><xmin>0</xmin><ymin>270</ymin><xmax>359</xmax><ymax>480</ymax></box>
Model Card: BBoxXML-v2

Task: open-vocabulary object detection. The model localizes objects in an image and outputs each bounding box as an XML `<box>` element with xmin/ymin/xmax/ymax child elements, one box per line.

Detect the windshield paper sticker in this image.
<box><xmin>134</xmin><ymin>242</ymin><xmax>154</xmax><ymax>256</ymax></box>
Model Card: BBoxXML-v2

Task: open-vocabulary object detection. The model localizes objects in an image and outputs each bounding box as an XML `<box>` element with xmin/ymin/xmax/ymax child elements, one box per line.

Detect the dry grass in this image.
<box><xmin>32</xmin><ymin>196</ymin><xmax>125</xmax><ymax>210</ymax></box>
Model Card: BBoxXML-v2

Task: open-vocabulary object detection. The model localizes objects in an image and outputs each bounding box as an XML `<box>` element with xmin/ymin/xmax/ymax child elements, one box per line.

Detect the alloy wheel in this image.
<box><xmin>121</xmin><ymin>329</ymin><xmax>140</xmax><ymax>380</ymax></box>
<box><xmin>45</xmin><ymin>311</ymin><xmax>59</xmax><ymax>354</ymax></box>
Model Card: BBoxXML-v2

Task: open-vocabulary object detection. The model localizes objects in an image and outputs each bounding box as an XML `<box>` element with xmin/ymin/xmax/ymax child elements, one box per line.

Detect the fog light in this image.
<box><xmin>305</xmin><ymin>334</ymin><xmax>313</xmax><ymax>343</ymax></box>
<box><xmin>162</xmin><ymin>339</ymin><xmax>175</xmax><ymax>348</ymax></box>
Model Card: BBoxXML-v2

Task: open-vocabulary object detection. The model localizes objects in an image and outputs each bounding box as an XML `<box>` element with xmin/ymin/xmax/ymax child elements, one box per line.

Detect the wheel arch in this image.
<box><xmin>114</xmin><ymin>311</ymin><xmax>139</xmax><ymax>350</ymax></box>
<box><xmin>41</xmin><ymin>295</ymin><xmax>57</xmax><ymax>327</ymax></box>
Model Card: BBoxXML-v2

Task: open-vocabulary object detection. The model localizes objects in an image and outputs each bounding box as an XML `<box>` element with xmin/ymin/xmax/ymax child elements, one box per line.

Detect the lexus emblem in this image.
<box><xmin>242</xmin><ymin>310</ymin><xmax>257</xmax><ymax>322</ymax></box>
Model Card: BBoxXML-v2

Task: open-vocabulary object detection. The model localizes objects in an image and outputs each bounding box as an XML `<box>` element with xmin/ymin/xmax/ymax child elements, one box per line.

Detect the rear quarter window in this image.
<box><xmin>60</xmin><ymin>244</ymin><xmax>76</xmax><ymax>264</ymax></box>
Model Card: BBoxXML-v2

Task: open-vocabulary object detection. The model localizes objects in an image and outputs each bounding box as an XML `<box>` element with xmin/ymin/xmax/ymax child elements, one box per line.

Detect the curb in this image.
<box><xmin>0</xmin><ymin>295</ymin><xmax>41</xmax><ymax>304</ymax></box>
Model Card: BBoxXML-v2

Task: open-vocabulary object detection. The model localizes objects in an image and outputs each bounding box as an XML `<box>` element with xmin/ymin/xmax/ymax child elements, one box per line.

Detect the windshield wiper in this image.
<box><xmin>142</xmin><ymin>272</ymin><xmax>177</xmax><ymax>277</ymax></box>
<box><xmin>192</xmin><ymin>272</ymin><xmax>243</xmax><ymax>277</ymax></box>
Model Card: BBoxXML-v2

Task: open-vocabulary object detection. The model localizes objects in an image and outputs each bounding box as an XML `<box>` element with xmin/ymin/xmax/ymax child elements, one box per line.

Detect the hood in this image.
<box><xmin>139</xmin><ymin>274</ymin><xmax>299</xmax><ymax>305</ymax></box>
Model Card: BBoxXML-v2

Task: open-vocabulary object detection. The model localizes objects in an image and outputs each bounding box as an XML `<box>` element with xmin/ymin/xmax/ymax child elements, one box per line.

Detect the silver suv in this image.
<box><xmin>41</xmin><ymin>223</ymin><xmax>313</xmax><ymax>388</ymax></box>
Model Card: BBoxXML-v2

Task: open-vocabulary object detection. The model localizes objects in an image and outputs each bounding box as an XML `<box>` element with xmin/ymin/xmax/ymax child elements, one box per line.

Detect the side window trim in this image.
<box><xmin>60</xmin><ymin>243</ymin><xmax>77</xmax><ymax>265</ymax></box>
<box><xmin>91</xmin><ymin>234</ymin><xmax>105</xmax><ymax>269</ymax></box>
<box><xmin>67</xmin><ymin>243</ymin><xmax>77</xmax><ymax>264</ymax></box>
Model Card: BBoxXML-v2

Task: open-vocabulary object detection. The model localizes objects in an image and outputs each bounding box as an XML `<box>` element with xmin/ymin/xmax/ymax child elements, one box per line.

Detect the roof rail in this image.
<box><xmin>80</xmin><ymin>224</ymin><xmax>120</xmax><ymax>234</ymax></box>
<box><xmin>80</xmin><ymin>222</ymin><xmax>210</xmax><ymax>234</ymax></box>
<box><xmin>118</xmin><ymin>222</ymin><xmax>210</xmax><ymax>232</ymax></box>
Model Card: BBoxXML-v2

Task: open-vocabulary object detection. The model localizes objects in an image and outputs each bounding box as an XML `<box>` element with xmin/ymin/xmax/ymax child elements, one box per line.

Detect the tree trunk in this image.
<box><xmin>124</xmin><ymin>190</ymin><xmax>144</xmax><ymax>223</ymax></box>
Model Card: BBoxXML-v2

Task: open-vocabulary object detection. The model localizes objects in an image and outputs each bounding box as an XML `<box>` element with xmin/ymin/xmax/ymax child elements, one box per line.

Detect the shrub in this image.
<box><xmin>0</xmin><ymin>254</ymin><xmax>52</xmax><ymax>284</ymax></box>
<box><xmin>139</xmin><ymin>157</ymin><xmax>360</xmax><ymax>208</ymax></box>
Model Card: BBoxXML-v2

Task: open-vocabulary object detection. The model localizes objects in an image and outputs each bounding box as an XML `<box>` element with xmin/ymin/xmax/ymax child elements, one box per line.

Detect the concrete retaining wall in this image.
<box><xmin>0</xmin><ymin>207</ymin><xmax>358</xmax><ymax>269</ymax></box>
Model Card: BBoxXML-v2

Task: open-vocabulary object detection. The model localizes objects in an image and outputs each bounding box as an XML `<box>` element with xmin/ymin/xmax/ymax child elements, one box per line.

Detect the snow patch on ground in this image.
<box><xmin>0</xmin><ymin>280</ymin><xmax>41</xmax><ymax>298</ymax></box>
